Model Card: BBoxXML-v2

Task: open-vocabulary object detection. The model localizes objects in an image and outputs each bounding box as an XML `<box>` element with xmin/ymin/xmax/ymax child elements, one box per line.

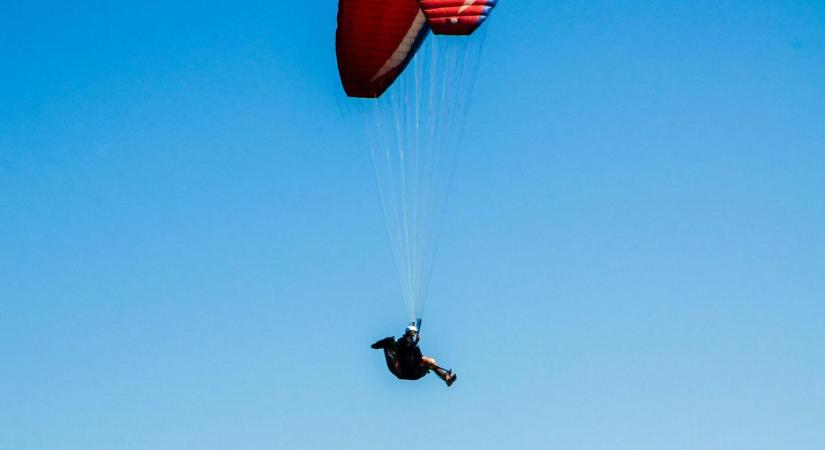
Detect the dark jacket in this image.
<box><xmin>395</xmin><ymin>335</ymin><xmax>425</xmax><ymax>379</ymax></box>
<box><xmin>380</xmin><ymin>334</ymin><xmax>428</xmax><ymax>380</ymax></box>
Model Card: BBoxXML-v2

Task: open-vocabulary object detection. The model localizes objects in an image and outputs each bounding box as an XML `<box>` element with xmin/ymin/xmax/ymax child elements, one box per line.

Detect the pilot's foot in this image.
<box><xmin>371</xmin><ymin>337</ymin><xmax>394</xmax><ymax>349</ymax></box>
<box><xmin>445</xmin><ymin>370</ymin><xmax>457</xmax><ymax>387</ymax></box>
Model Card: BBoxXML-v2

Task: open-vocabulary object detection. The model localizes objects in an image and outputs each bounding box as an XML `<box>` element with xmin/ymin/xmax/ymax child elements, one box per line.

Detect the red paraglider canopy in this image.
<box><xmin>417</xmin><ymin>0</ymin><xmax>498</xmax><ymax>35</ymax></box>
<box><xmin>336</xmin><ymin>0</ymin><xmax>430</xmax><ymax>98</ymax></box>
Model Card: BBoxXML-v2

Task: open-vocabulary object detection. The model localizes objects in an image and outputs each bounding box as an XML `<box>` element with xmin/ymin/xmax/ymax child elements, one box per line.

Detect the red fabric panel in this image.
<box><xmin>417</xmin><ymin>0</ymin><xmax>497</xmax><ymax>35</ymax></box>
<box><xmin>336</xmin><ymin>0</ymin><xmax>429</xmax><ymax>98</ymax></box>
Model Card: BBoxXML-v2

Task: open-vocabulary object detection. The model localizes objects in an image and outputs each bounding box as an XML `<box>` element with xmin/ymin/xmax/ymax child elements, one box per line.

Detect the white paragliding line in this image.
<box><xmin>351</xmin><ymin>31</ymin><xmax>488</xmax><ymax>321</ymax></box>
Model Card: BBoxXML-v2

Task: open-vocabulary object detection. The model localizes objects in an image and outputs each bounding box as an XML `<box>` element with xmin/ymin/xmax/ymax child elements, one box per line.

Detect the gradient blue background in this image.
<box><xmin>2</xmin><ymin>1</ymin><xmax>824</xmax><ymax>449</ymax></box>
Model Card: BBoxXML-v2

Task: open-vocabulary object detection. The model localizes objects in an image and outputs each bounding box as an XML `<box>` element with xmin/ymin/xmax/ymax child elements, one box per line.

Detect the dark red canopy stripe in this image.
<box><xmin>417</xmin><ymin>0</ymin><xmax>497</xmax><ymax>35</ymax></box>
<box><xmin>337</xmin><ymin>0</ymin><xmax>430</xmax><ymax>98</ymax></box>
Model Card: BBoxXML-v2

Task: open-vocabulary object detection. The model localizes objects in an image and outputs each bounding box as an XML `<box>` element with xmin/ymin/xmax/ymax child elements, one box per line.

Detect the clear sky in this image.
<box><xmin>2</xmin><ymin>1</ymin><xmax>824</xmax><ymax>449</ymax></box>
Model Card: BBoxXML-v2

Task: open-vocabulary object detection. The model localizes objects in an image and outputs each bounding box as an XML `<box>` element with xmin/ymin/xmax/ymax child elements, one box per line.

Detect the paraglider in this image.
<box><xmin>371</xmin><ymin>320</ymin><xmax>457</xmax><ymax>386</ymax></box>
<box><xmin>336</xmin><ymin>0</ymin><xmax>496</xmax><ymax>384</ymax></box>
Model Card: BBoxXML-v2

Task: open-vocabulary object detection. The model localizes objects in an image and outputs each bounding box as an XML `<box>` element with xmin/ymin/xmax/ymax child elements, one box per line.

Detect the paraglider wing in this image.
<box><xmin>417</xmin><ymin>0</ymin><xmax>498</xmax><ymax>35</ymax></box>
<box><xmin>336</xmin><ymin>0</ymin><xmax>430</xmax><ymax>98</ymax></box>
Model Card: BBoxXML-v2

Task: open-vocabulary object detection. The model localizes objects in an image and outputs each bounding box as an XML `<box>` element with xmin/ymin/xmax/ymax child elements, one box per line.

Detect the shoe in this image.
<box><xmin>445</xmin><ymin>370</ymin><xmax>457</xmax><ymax>387</ymax></box>
<box><xmin>371</xmin><ymin>337</ymin><xmax>394</xmax><ymax>349</ymax></box>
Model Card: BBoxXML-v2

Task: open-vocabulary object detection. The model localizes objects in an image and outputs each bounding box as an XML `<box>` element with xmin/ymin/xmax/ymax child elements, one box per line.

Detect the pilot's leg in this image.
<box><xmin>371</xmin><ymin>337</ymin><xmax>395</xmax><ymax>349</ymax></box>
<box><xmin>383</xmin><ymin>347</ymin><xmax>402</xmax><ymax>377</ymax></box>
<box><xmin>421</xmin><ymin>356</ymin><xmax>455</xmax><ymax>385</ymax></box>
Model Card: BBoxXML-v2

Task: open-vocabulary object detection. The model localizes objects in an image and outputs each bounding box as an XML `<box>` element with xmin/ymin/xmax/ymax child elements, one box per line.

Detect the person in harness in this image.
<box><xmin>371</xmin><ymin>322</ymin><xmax>457</xmax><ymax>386</ymax></box>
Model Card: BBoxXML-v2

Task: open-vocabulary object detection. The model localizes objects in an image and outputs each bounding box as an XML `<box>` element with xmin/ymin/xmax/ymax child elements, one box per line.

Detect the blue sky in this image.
<box><xmin>2</xmin><ymin>1</ymin><xmax>824</xmax><ymax>449</ymax></box>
